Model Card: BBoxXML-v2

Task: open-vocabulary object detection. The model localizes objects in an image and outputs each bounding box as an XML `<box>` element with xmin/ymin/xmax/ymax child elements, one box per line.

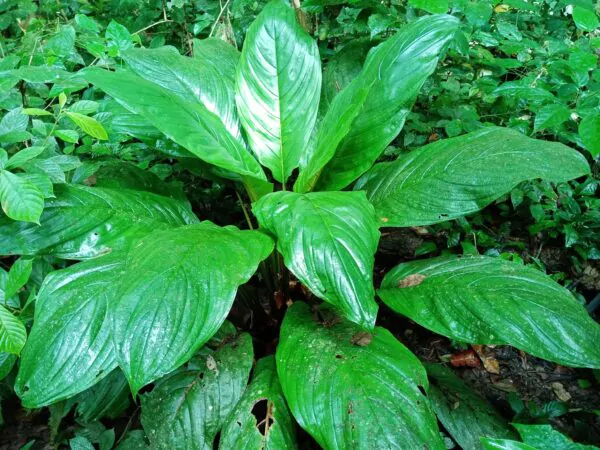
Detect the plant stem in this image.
<box><xmin>236</xmin><ymin>190</ymin><xmax>254</xmax><ymax>230</ymax></box>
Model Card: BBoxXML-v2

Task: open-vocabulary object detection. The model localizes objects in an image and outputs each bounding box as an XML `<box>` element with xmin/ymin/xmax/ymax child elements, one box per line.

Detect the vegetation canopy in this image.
<box><xmin>0</xmin><ymin>0</ymin><xmax>599</xmax><ymax>448</ymax></box>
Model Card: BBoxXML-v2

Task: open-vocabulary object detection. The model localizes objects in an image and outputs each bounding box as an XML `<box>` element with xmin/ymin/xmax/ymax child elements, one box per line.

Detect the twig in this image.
<box><xmin>209</xmin><ymin>0</ymin><xmax>232</xmax><ymax>37</ymax></box>
<box><xmin>133</xmin><ymin>19</ymin><xmax>173</xmax><ymax>36</ymax></box>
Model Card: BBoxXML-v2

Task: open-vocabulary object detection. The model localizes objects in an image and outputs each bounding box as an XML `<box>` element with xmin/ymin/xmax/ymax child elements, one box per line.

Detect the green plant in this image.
<box><xmin>1</xmin><ymin>0</ymin><xmax>600</xmax><ymax>448</ymax></box>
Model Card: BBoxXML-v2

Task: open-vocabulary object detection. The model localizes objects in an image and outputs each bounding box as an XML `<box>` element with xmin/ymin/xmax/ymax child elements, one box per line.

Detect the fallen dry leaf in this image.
<box><xmin>450</xmin><ymin>350</ymin><xmax>481</xmax><ymax>368</ymax></box>
<box><xmin>472</xmin><ymin>345</ymin><xmax>500</xmax><ymax>374</ymax></box>
<box><xmin>551</xmin><ymin>382</ymin><xmax>572</xmax><ymax>402</ymax></box>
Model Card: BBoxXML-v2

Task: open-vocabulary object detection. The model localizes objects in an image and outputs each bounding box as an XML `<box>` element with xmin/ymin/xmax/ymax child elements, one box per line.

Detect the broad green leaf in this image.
<box><xmin>4</xmin><ymin>257</ymin><xmax>34</xmax><ymax>298</ymax></box>
<box><xmin>74</xmin><ymin>369</ymin><xmax>130</xmax><ymax>422</ymax></box>
<box><xmin>0</xmin><ymin>170</ymin><xmax>44</xmax><ymax>223</ymax></box>
<box><xmin>358</xmin><ymin>127</ymin><xmax>590</xmax><ymax>227</ymax></box>
<box><xmin>513</xmin><ymin>424</ymin><xmax>598</xmax><ymax>449</ymax></box>
<box><xmin>65</xmin><ymin>111</ymin><xmax>109</xmax><ymax>140</ymax></box>
<box><xmin>192</xmin><ymin>38</ymin><xmax>240</xmax><ymax>81</ymax></box>
<box><xmin>123</xmin><ymin>46</ymin><xmax>242</xmax><ymax>141</ymax></box>
<box><xmin>379</xmin><ymin>256</ymin><xmax>600</xmax><ymax>368</ymax></box>
<box><xmin>0</xmin><ymin>304</ymin><xmax>26</xmax><ymax>354</ymax></box>
<box><xmin>481</xmin><ymin>439</ymin><xmax>537</xmax><ymax>450</ymax></box>
<box><xmin>84</xmin><ymin>68</ymin><xmax>266</xmax><ymax>181</ymax></box>
<box><xmin>220</xmin><ymin>356</ymin><xmax>298</xmax><ymax>450</ymax></box>
<box><xmin>295</xmin><ymin>14</ymin><xmax>459</xmax><ymax>192</ymax></box>
<box><xmin>277</xmin><ymin>303</ymin><xmax>444</xmax><ymax>450</ymax></box>
<box><xmin>113</xmin><ymin>222</ymin><xmax>273</xmax><ymax>395</ymax></box>
<box><xmin>573</xmin><ymin>6</ymin><xmax>599</xmax><ymax>32</ymax></box>
<box><xmin>141</xmin><ymin>330</ymin><xmax>254</xmax><ymax>449</ymax></box>
<box><xmin>580</xmin><ymin>113</ymin><xmax>600</xmax><ymax>157</ymax></box>
<box><xmin>236</xmin><ymin>0</ymin><xmax>321</xmax><ymax>184</ymax></box>
<box><xmin>0</xmin><ymin>150</ymin><xmax>6</xmax><ymax>169</ymax></box>
<box><xmin>5</xmin><ymin>146</ymin><xmax>45</xmax><ymax>170</ymax></box>
<box><xmin>15</xmin><ymin>255</ymin><xmax>122</xmax><ymax>407</ymax></box>
<box><xmin>254</xmin><ymin>191</ymin><xmax>379</xmax><ymax>328</ymax></box>
<box><xmin>533</xmin><ymin>103</ymin><xmax>570</xmax><ymax>132</ymax></box>
<box><xmin>409</xmin><ymin>0</ymin><xmax>449</xmax><ymax>14</ymax></box>
<box><xmin>426</xmin><ymin>364</ymin><xmax>517</xmax><ymax>449</ymax></box>
<box><xmin>0</xmin><ymin>184</ymin><xmax>198</xmax><ymax>259</ymax></box>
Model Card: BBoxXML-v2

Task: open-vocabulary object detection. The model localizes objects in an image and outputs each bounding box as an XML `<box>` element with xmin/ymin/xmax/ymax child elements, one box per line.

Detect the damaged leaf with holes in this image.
<box><xmin>220</xmin><ymin>356</ymin><xmax>297</xmax><ymax>449</ymax></box>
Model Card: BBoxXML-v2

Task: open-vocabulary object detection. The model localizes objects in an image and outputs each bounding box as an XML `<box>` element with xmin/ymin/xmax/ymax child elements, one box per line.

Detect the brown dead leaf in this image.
<box><xmin>450</xmin><ymin>350</ymin><xmax>481</xmax><ymax>368</ymax></box>
<box><xmin>551</xmin><ymin>382</ymin><xmax>572</xmax><ymax>402</ymax></box>
<box><xmin>472</xmin><ymin>345</ymin><xmax>500</xmax><ymax>374</ymax></box>
<box><xmin>397</xmin><ymin>274</ymin><xmax>426</xmax><ymax>288</ymax></box>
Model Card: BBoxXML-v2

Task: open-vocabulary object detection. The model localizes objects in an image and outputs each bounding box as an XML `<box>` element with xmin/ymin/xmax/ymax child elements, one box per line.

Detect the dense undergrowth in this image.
<box><xmin>0</xmin><ymin>0</ymin><xmax>599</xmax><ymax>449</ymax></box>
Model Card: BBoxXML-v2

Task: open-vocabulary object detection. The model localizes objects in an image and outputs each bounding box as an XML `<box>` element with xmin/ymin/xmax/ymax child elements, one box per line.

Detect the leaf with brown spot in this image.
<box><xmin>397</xmin><ymin>273</ymin><xmax>426</xmax><ymax>288</ymax></box>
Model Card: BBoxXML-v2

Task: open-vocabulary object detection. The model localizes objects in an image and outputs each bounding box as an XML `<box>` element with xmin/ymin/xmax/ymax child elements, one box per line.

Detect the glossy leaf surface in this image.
<box><xmin>236</xmin><ymin>0</ymin><xmax>321</xmax><ymax>183</ymax></box>
<box><xmin>84</xmin><ymin>68</ymin><xmax>265</xmax><ymax>181</ymax></box>
<box><xmin>0</xmin><ymin>184</ymin><xmax>197</xmax><ymax>259</ymax></box>
<box><xmin>481</xmin><ymin>439</ymin><xmax>537</xmax><ymax>450</ymax></box>
<box><xmin>220</xmin><ymin>356</ymin><xmax>297</xmax><ymax>450</ymax></box>
<box><xmin>426</xmin><ymin>364</ymin><xmax>517</xmax><ymax>449</ymax></box>
<box><xmin>254</xmin><ymin>191</ymin><xmax>379</xmax><ymax>329</ymax></box>
<box><xmin>15</xmin><ymin>255</ymin><xmax>122</xmax><ymax>407</ymax></box>
<box><xmin>113</xmin><ymin>222</ymin><xmax>273</xmax><ymax>395</ymax></box>
<box><xmin>192</xmin><ymin>38</ymin><xmax>240</xmax><ymax>80</ymax></box>
<box><xmin>359</xmin><ymin>127</ymin><xmax>590</xmax><ymax>226</ymax></box>
<box><xmin>276</xmin><ymin>303</ymin><xmax>444</xmax><ymax>449</ymax></box>
<box><xmin>295</xmin><ymin>14</ymin><xmax>459</xmax><ymax>192</ymax></box>
<box><xmin>123</xmin><ymin>46</ymin><xmax>242</xmax><ymax>141</ymax></box>
<box><xmin>379</xmin><ymin>256</ymin><xmax>600</xmax><ymax>368</ymax></box>
<box><xmin>141</xmin><ymin>330</ymin><xmax>253</xmax><ymax>449</ymax></box>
